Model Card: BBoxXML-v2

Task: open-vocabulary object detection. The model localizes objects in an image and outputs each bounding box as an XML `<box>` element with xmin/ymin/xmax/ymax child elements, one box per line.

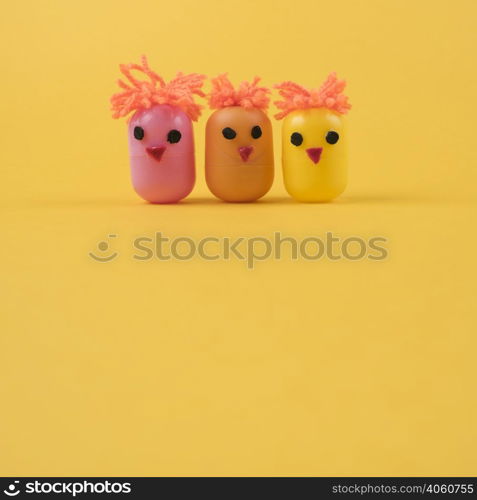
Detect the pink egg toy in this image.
<box><xmin>111</xmin><ymin>56</ymin><xmax>205</xmax><ymax>203</ymax></box>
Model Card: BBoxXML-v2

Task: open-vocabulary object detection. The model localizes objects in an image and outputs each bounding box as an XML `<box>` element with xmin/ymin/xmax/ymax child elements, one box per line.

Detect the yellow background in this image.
<box><xmin>1</xmin><ymin>0</ymin><xmax>476</xmax><ymax>476</ymax></box>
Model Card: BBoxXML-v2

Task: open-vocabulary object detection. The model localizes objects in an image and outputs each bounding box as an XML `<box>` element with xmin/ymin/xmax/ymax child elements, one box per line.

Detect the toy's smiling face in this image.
<box><xmin>282</xmin><ymin>108</ymin><xmax>347</xmax><ymax>202</ymax></box>
<box><xmin>127</xmin><ymin>104</ymin><xmax>196</xmax><ymax>203</ymax></box>
<box><xmin>128</xmin><ymin>104</ymin><xmax>194</xmax><ymax>163</ymax></box>
<box><xmin>284</xmin><ymin>108</ymin><xmax>345</xmax><ymax>166</ymax></box>
<box><xmin>206</xmin><ymin>107</ymin><xmax>274</xmax><ymax>167</ymax></box>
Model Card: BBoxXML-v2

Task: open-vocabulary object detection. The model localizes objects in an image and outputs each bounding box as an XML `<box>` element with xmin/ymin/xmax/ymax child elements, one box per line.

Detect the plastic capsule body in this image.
<box><xmin>281</xmin><ymin>108</ymin><xmax>347</xmax><ymax>202</ymax></box>
<box><xmin>205</xmin><ymin>107</ymin><xmax>274</xmax><ymax>202</ymax></box>
<box><xmin>128</xmin><ymin>104</ymin><xmax>195</xmax><ymax>203</ymax></box>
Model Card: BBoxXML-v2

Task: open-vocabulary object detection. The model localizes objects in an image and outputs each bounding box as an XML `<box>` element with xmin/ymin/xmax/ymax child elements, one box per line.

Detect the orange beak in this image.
<box><xmin>238</xmin><ymin>146</ymin><xmax>254</xmax><ymax>162</ymax></box>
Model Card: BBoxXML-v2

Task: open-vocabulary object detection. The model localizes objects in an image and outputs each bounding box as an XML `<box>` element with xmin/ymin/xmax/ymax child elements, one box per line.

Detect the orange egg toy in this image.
<box><xmin>205</xmin><ymin>75</ymin><xmax>274</xmax><ymax>202</ymax></box>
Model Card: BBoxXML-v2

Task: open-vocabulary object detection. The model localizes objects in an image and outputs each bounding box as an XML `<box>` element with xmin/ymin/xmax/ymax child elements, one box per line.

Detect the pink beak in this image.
<box><xmin>306</xmin><ymin>147</ymin><xmax>323</xmax><ymax>164</ymax></box>
<box><xmin>146</xmin><ymin>146</ymin><xmax>166</xmax><ymax>162</ymax></box>
<box><xmin>238</xmin><ymin>146</ymin><xmax>254</xmax><ymax>162</ymax></box>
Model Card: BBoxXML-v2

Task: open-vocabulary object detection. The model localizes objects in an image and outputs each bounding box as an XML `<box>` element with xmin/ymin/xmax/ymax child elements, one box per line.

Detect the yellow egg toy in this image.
<box><xmin>274</xmin><ymin>74</ymin><xmax>351</xmax><ymax>202</ymax></box>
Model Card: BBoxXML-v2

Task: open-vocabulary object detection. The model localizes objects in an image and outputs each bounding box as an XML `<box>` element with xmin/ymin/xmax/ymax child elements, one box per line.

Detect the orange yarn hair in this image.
<box><xmin>208</xmin><ymin>74</ymin><xmax>270</xmax><ymax>111</ymax></box>
<box><xmin>274</xmin><ymin>73</ymin><xmax>351</xmax><ymax>119</ymax></box>
<box><xmin>110</xmin><ymin>56</ymin><xmax>206</xmax><ymax>121</ymax></box>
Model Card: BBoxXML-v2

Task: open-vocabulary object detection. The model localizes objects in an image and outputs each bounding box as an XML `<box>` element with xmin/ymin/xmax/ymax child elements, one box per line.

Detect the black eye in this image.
<box><xmin>290</xmin><ymin>132</ymin><xmax>303</xmax><ymax>146</ymax></box>
<box><xmin>251</xmin><ymin>125</ymin><xmax>262</xmax><ymax>139</ymax></box>
<box><xmin>326</xmin><ymin>131</ymin><xmax>339</xmax><ymax>144</ymax></box>
<box><xmin>167</xmin><ymin>129</ymin><xmax>182</xmax><ymax>143</ymax></box>
<box><xmin>222</xmin><ymin>127</ymin><xmax>237</xmax><ymax>140</ymax></box>
<box><xmin>133</xmin><ymin>126</ymin><xmax>144</xmax><ymax>140</ymax></box>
